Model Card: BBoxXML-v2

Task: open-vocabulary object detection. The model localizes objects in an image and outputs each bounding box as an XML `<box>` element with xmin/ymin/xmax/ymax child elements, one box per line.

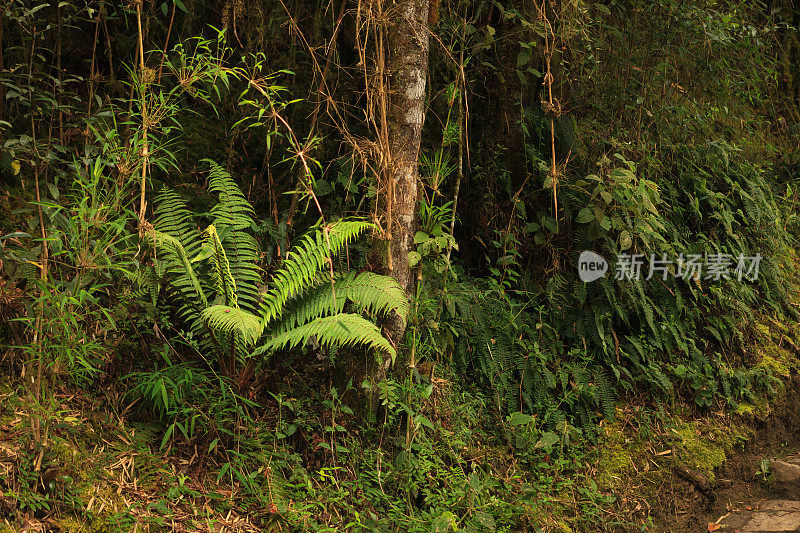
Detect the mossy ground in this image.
<box><xmin>2</xmin><ymin>321</ymin><xmax>800</xmax><ymax>533</ymax></box>
<box><xmin>0</xmin><ymin>378</ymin><xmax>261</xmax><ymax>533</ymax></box>
<box><xmin>591</xmin><ymin>326</ymin><xmax>800</xmax><ymax>532</ymax></box>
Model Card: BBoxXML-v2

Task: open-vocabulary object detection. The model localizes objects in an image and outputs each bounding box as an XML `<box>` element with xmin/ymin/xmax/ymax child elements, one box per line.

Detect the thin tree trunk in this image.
<box><xmin>364</xmin><ymin>0</ymin><xmax>429</xmax><ymax>411</ymax></box>
<box><xmin>383</xmin><ymin>0</ymin><xmax>430</xmax><ymax>308</ymax></box>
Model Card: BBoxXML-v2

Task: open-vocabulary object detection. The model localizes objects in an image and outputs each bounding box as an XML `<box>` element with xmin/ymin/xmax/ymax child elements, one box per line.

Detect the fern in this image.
<box><xmin>595</xmin><ymin>369</ymin><xmax>616</xmax><ymax>420</ymax></box>
<box><xmin>148</xmin><ymin>230</ymin><xmax>207</xmax><ymax>309</ymax></box>
<box><xmin>204</xmin><ymin>160</ymin><xmax>262</xmax><ymax>314</ymax></box>
<box><xmin>154</xmin><ymin>188</ymin><xmax>202</xmax><ymax>258</ymax></box>
<box><xmin>267</xmin><ymin>271</ymin><xmax>409</xmax><ymax>337</ymax></box>
<box><xmin>346</xmin><ymin>271</ymin><xmax>410</xmax><ymax>319</ymax></box>
<box><xmin>260</xmin><ymin>221</ymin><xmax>373</xmax><ymax>323</ymax></box>
<box><xmin>148</xmin><ymin>161</ymin><xmax>406</xmax><ymax>384</ymax></box>
<box><xmin>205</xmin><ymin>159</ymin><xmax>257</xmax><ymax>229</ymax></box>
<box><xmin>202</xmin><ymin>225</ymin><xmax>238</xmax><ymax>308</ymax></box>
<box><xmin>201</xmin><ymin>305</ymin><xmax>264</xmax><ymax>348</ymax></box>
<box><xmin>255</xmin><ymin>314</ymin><xmax>395</xmax><ymax>359</ymax></box>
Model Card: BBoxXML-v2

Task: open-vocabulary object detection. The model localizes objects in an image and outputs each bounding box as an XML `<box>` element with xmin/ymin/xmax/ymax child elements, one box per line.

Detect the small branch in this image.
<box><xmin>157</xmin><ymin>1</ymin><xmax>176</xmax><ymax>85</ymax></box>
<box><xmin>446</xmin><ymin>14</ymin><xmax>467</xmax><ymax>264</ymax></box>
<box><xmin>674</xmin><ymin>463</ymin><xmax>716</xmax><ymax>500</ymax></box>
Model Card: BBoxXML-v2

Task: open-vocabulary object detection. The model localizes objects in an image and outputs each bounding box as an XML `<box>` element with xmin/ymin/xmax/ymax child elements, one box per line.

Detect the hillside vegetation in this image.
<box><xmin>0</xmin><ymin>0</ymin><xmax>799</xmax><ymax>531</ymax></box>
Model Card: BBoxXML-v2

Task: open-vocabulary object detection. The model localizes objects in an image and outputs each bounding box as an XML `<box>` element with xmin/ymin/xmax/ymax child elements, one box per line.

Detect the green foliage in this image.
<box><xmin>3</xmin><ymin>154</ymin><xmax>137</xmax><ymax>389</ymax></box>
<box><xmin>127</xmin><ymin>347</ymin><xmax>257</xmax><ymax>449</ymax></box>
<box><xmin>410</xmin><ymin>199</ymin><xmax>458</xmax><ymax>273</ymax></box>
<box><xmin>257</xmin><ymin>313</ymin><xmax>394</xmax><ymax>356</ymax></box>
<box><xmin>1</xmin><ymin>1</ymin><xmax>799</xmax><ymax>531</ymax></box>
<box><xmin>206</xmin><ymin>161</ymin><xmax>262</xmax><ymax>312</ymax></box>
<box><xmin>260</xmin><ymin>220</ymin><xmax>380</xmax><ymax>323</ymax></box>
<box><xmin>147</xmin><ymin>161</ymin><xmax>408</xmax><ymax>385</ymax></box>
<box><xmin>573</xmin><ymin>154</ymin><xmax>665</xmax><ymax>251</ymax></box>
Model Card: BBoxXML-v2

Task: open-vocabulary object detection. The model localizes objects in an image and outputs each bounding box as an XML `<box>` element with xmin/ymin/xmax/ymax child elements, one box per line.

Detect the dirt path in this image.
<box><xmin>695</xmin><ymin>456</ymin><xmax>800</xmax><ymax>532</ymax></box>
<box><xmin>714</xmin><ymin>500</ymin><xmax>800</xmax><ymax>532</ymax></box>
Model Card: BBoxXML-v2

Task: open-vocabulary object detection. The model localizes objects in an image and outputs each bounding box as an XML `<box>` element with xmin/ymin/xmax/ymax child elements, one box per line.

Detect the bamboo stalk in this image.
<box><xmin>136</xmin><ymin>0</ymin><xmax>150</xmax><ymax>226</ymax></box>
<box><xmin>0</xmin><ymin>19</ymin><xmax>4</xmax><ymax>123</ymax></box>
<box><xmin>86</xmin><ymin>3</ymin><xmax>102</xmax><ymax>119</ymax></box>
<box><xmin>27</xmin><ymin>28</ymin><xmax>50</xmax><ymax>470</ymax></box>
<box><xmin>157</xmin><ymin>2</ymin><xmax>176</xmax><ymax>85</ymax></box>
<box><xmin>56</xmin><ymin>3</ymin><xmax>64</xmax><ymax>144</ymax></box>
<box><xmin>446</xmin><ymin>14</ymin><xmax>466</xmax><ymax>264</ymax></box>
<box><xmin>537</xmin><ymin>0</ymin><xmax>558</xmax><ymax>229</ymax></box>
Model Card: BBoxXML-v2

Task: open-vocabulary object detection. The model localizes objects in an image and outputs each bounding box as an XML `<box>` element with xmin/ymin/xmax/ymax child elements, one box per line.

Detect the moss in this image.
<box><xmin>754</xmin><ymin>322</ymin><xmax>772</xmax><ymax>341</ymax></box>
<box><xmin>548</xmin><ymin>520</ymin><xmax>574</xmax><ymax>533</ymax></box>
<box><xmin>671</xmin><ymin>419</ymin><xmax>744</xmax><ymax>481</ymax></box>
<box><xmin>521</xmin><ymin>499</ymin><xmax>577</xmax><ymax>533</ymax></box>
<box><xmin>595</xmin><ymin>405</ymin><xmax>754</xmax><ymax>525</ymax></box>
<box><xmin>56</xmin><ymin>512</ymin><xmax>130</xmax><ymax>533</ymax></box>
<box><xmin>60</xmin><ymin>480</ymin><xmax>132</xmax><ymax>533</ymax></box>
<box><xmin>48</xmin><ymin>436</ymin><xmax>80</xmax><ymax>465</ymax></box>
<box><xmin>757</xmin><ymin>343</ymin><xmax>797</xmax><ymax>378</ymax></box>
<box><xmin>596</xmin><ymin>420</ymin><xmax>647</xmax><ymax>488</ymax></box>
<box><xmin>54</xmin><ymin>516</ymin><xmax>83</xmax><ymax>532</ymax></box>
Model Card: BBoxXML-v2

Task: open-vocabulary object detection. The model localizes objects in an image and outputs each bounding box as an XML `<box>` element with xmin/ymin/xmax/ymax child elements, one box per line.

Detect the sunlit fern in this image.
<box><xmin>145</xmin><ymin>160</ymin><xmax>408</xmax><ymax>385</ymax></box>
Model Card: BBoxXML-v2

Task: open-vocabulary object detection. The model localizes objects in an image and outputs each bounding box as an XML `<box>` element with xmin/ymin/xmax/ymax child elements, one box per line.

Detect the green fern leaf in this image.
<box><xmin>261</xmin><ymin>221</ymin><xmax>374</xmax><ymax>322</ymax></box>
<box><xmin>201</xmin><ymin>225</ymin><xmax>238</xmax><ymax>307</ymax></box>
<box><xmin>148</xmin><ymin>230</ymin><xmax>207</xmax><ymax>308</ymax></box>
<box><xmin>154</xmin><ymin>187</ymin><xmax>202</xmax><ymax>258</ymax></box>
<box><xmin>204</xmin><ymin>159</ymin><xmax>256</xmax><ymax>230</ymax></box>
<box><xmin>201</xmin><ymin>305</ymin><xmax>264</xmax><ymax>348</ymax></box>
<box><xmin>255</xmin><ymin>313</ymin><xmax>396</xmax><ymax>360</ymax></box>
<box><xmin>347</xmin><ymin>271</ymin><xmax>410</xmax><ymax>322</ymax></box>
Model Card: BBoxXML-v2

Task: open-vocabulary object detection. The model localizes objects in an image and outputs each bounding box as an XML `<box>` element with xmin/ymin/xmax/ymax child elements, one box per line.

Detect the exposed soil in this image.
<box><xmin>663</xmin><ymin>376</ymin><xmax>800</xmax><ymax>532</ymax></box>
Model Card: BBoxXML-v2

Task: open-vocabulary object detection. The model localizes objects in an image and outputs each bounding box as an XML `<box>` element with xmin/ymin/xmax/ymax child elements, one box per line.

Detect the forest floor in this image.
<box><xmin>687</xmin><ymin>455</ymin><xmax>800</xmax><ymax>533</ymax></box>
<box><xmin>2</xmin><ymin>374</ymin><xmax>800</xmax><ymax>532</ymax></box>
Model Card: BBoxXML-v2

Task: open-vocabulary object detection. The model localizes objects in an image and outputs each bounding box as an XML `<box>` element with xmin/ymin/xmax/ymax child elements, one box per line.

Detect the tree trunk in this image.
<box><xmin>364</xmin><ymin>0</ymin><xmax>429</xmax><ymax>413</ymax></box>
<box><xmin>383</xmin><ymin>0</ymin><xmax>429</xmax><ymax>334</ymax></box>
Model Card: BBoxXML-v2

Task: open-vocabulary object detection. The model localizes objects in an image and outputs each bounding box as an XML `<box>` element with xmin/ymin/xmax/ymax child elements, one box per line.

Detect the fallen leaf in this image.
<box><xmin>708</xmin><ymin>524</ymin><xmax>721</xmax><ymax>532</ymax></box>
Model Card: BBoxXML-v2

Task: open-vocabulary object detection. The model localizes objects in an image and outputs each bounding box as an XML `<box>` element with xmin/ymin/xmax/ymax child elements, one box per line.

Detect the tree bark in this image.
<box><xmin>363</xmin><ymin>0</ymin><xmax>429</xmax><ymax>412</ymax></box>
<box><xmin>383</xmin><ymin>0</ymin><xmax>429</xmax><ymax>335</ymax></box>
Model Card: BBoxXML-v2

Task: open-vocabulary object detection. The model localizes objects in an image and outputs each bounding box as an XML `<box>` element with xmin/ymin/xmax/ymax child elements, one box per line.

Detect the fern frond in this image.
<box><xmin>201</xmin><ymin>305</ymin><xmax>264</xmax><ymax>348</ymax></box>
<box><xmin>347</xmin><ymin>271</ymin><xmax>410</xmax><ymax>322</ymax></box>
<box><xmin>260</xmin><ymin>221</ymin><xmax>374</xmax><ymax>322</ymax></box>
<box><xmin>204</xmin><ymin>159</ymin><xmax>256</xmax><ymax>230</ymax></box>
<box><xmin>223</xmin><ymin>231</ymin><xmax>261</xmax><ymax>313</ymax></box>
<box><xmin>148</xmin><ymin>230</ymin><xmax>207</xmax><ymax>308</ymax></box>
<box><xmin>595</xmin><ymin>369</ymin><xmax>616</xmax><ymax>420</ymax></box>
<box><xmin>199</xmin><ymin>161</ymin><xmax>262</xmax><ymax>313</ymax></box>
<box><xmin>255</xmin><ymin>313</ymin><xmax>396</xmax><ymax>360</ymax></box>
<box><xmin>266</xmin><ymin>271</ymin><xmax>408</xmax><ymax>340</ymax></box>
<box><xmin>200</xmin><ymin>225</ymin><xmax>238</xmax><ymax>308</ymax></box>
<box><xmin>154</xmin><ymin>188</ymin><xmax>202</xmax><ymax>258</ymax></box>
<box><xmin>267</xmin><ymin>275</ymin><xmax>349</xmax><ymax>336</ymax></box>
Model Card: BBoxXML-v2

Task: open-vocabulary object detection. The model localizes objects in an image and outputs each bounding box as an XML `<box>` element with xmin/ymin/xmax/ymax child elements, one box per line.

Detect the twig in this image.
<box><xmin>136</xmin><ymin>0</ymin><xmax>149</xmax><ymax>227</ymax></box>
<box><xmin>156</xmin><ymin>1</ymin><xmax>176</xmax><ymax>84</ymax></box>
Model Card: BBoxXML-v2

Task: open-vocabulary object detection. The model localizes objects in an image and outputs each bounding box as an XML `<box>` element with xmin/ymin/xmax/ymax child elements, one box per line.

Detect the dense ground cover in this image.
<box><xmin>0</xmin><ymin>0</ymin><xmax>798</xmax><ymax>530</ymax></box>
